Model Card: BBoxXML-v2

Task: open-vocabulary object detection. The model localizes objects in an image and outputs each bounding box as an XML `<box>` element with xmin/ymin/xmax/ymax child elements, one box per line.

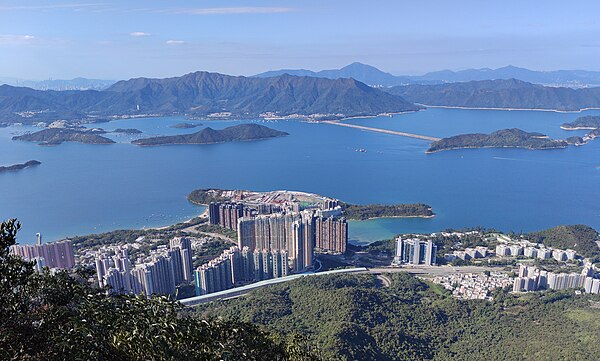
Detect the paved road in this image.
<box><xmin>375</xmin><ymin>274</ymin><xmax>392</xmax><ymax>287</ymax></box>
<box><xmin>323</xmin><ymin>120</ymin><xmax>441</xmax><ymax>141</ymax></box>
<box><xmin>181</xmin><ymin>265</ymin><xmax>503</xmax><ymax>306</ymax></box>
<box><xmin>180</xmin><ymin>267</ymin><xmax>368</xmax><ymax>306</ymax></box>
<box><xmin>366</xmin><ymin>265</ymin><xmax>501</xmax><ymax>276</ymax></box>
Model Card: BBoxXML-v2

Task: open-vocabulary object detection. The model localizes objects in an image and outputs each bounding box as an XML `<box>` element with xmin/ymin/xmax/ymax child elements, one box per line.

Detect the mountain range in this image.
<box><xmin>255</xmin><ymin>63</ymin><xmax>600</xmax><ymax>87</ymax></box>
<box><xmin>386</xmin><ymin>79</ymin><xmax>600</xmax><ymax>111</ymax></box>
<box><xmin>0</xmin><ymin>77</ymin><xmax>115</xmax><ymax>91</ymax></box>
<box><xmin>0</xmin><ymin>71</ymin><xmax>418</xmax><ymax>125</ymax></box>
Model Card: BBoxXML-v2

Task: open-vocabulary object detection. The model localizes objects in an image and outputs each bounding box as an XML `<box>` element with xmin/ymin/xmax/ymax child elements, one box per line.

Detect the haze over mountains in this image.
<box><xmin>0</xmin><ymin>77</ymin><xmax>115</xmax><ymax>91</ymax></box>
<box><xmin>255</xmin><ymin>63</ymin><xmax>600</xmax><ymax>88</ymax></box>
<box><xmin>5</xmin><ymin>65</ymin><xmax>600</xmax><ymax>127</ymax></box>
<box><xmin>387</xmin><ymin>79</ymin><xmax>600</xmax><ymax>111</ymax></box>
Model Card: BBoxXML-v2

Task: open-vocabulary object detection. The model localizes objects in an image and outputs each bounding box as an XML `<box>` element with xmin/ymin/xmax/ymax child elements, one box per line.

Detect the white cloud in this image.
<box><xmin>161</xmin><ymin>7</ymin><xmax>295</xmax><ymax>15</ymax></box>
<box><xmin>0</xmin><ymin>34</ymin><xmax>35</xmax><ymax>44</ymax></box>
<box><xmin>166</xmin><ymin>40</ymin><xmax>186</xmax><ymax>45</ymax></box>
<box><xmin>130</xmin><ymin>31</ymin><xmax>151</xmax><ymax>37</ymax></box>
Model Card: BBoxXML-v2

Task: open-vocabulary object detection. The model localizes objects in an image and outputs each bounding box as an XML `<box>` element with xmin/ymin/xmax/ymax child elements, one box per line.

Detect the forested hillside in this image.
<box><xmin>197</xmin><ymin>273</ymin><xmax>600</xmax><ymax>361</ymax></box>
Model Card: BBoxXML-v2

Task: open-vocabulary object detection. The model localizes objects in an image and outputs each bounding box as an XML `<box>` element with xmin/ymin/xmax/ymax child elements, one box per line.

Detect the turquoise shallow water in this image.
<box><xmin>1</xmin><ymin>108</ymin><xmax>599</xmax><ymax>245</ymax></box>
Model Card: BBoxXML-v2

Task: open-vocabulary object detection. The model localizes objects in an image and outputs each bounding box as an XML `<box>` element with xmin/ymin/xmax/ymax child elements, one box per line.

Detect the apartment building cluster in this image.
<box><xmin>513</xmin><ymin>264</ymin><xmax>600</xmax><ymax>294</ymax></box>
<box><xmin>194</xmin><ymin>246</ymin><xmax>288</xmax><ymax>295</ymax></box>
<box><xmin>95</xmin><ymin>237</ymin><xmax>193</xmax><ymax>295</ymax></box>
<box><xmin>10</xmin><ymin>237</ymin><xmax>75</xmax><ymax>271</ymax></box>
<box><xmin>443</xmin><ymin>237</ymin><xmax>579</xmax><ymax>264</ymax></box>
<box><xmin>392</xmin><ymin>237</ymin><xmax>437</xmax><ymax>266</ymax></box>
<box><xmin>209</xmin><ymin>200</ymin><xmax>347</xmax><ymax>255</ymax></box>
<box><xmin>445</xmin><ymin>246</ymin><xmax>489</xmax><ymax>262</ymax></box>
<box><xmin>496</xmin><ymin>243</ymin><xmax>576</xmax><ymax>262</ymax></box>
<box><xmin>208</xmin><ymin>202</ymin><xmax>254</xmax><ymax>230</ymax></box>
<box><xmin>238</xmin><ymin>212</ymin><xmax>315</xmax><ymax>272</ymax></box>
<box><xmin>433</xmin><ymin>272</ymin><xmax>513</xmax><ymax>300</ymax></box>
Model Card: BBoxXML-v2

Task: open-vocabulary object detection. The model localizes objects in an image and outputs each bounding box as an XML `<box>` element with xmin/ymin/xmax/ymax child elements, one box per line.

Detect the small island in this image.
<box><xmin>132</xmin><ymin>123</ymin><xmax>288</xmax><ymax>146</ymax></box>
<box><xmin>112</xmin><ymin>128</ymin><xmax>142</xmax><ymax>134</ymax></box>
<box><xmin>188</xmin><ymin>189</ymin><xmax>435</xmax><ymax>219</ymax></box>
<box><xmin>0</xmin><ymin>160</ymin><xmax>41</xmax><ymax>173</ymax></box>
<box><xmin>170</xmin><ymin>123</ymin><xmax>203</xmax><ymax>129</ymax></box>
<box><xmin>561</xmin><ymin>115</ymin><xmax>600</xmax><ymax>130</ymax></box>
<box><xmin>12</xmin><ymin>128</ymin><xmax>115</xmax><ymax>145</ymax></box>
<box><xmin>427</xmin><ymin>128</ymin><xmax>568</xmax><ymax>153</ymax></box>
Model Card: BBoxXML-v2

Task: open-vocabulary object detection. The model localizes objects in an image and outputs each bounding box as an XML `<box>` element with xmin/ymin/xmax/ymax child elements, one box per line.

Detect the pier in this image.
<box><xmin>322</xmin><ymin>121</ymin><xmax>441</xmax><ymax>141</ymax></box>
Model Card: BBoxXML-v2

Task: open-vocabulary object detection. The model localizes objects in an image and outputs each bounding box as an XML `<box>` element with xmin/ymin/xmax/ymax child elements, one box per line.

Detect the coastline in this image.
<box><xmin>146</xmin><ymin>208</ymin><xmax>208</xmax><ymax>231</ymax></box>
<box><xmin>560</xmin><ymin>126</ymin><xmax>599</xmax><ymax>130</ymax></box>
<box><xmin>349</xmin><ymin>214</ymin><xmax>436</xmax><ymax>221</ymax></box>
<box><xmin>334</xmin><ymin>109</ymin><xmax>422</xmax><ymax>122</ymax></box>
<box><xmin>132</xmin><ymin>134</ymin><xmax>287</xmax><ymax>147</ymax></box>
<box><xmin>188</xmin><ymin>189</ymin><xmax>435</xmax><ymax>221</ymax></box>
<box><xmin>418</xmin><ymin>104</ymin><xmax>600</xmax><ymax>113</ymax></box>
<box><xmin>426</xmin><ymin>144</ymin><xmax>568</xmax><ymax>154</ymax></box>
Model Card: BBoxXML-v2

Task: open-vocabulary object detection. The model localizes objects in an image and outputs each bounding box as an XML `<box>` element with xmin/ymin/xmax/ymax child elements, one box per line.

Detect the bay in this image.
<box><xmin>1</xmin><ymin>108</ymin><xmax>599</xmax><ymax>245</ymax></box>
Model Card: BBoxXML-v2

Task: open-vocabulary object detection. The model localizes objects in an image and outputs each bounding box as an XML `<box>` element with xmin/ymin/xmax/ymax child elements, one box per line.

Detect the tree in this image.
<box><xmin>0</xmin><ymin>218</ymin><xmax>318</xmax><ymax>360</ymax></box>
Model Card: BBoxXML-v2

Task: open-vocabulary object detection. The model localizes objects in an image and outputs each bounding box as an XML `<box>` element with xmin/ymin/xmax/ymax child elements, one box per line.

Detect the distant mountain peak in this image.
<box><xmin>0</xmin><ymin>70</ymin><xmax>419</xmax><ymax>124</ymax></box>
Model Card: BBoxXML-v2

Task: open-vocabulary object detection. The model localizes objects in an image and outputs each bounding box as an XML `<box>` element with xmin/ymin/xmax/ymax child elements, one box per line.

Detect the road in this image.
<box><xmin>322</xmin><ymin>120</ymin><xmax>441</xmax><ymax>142</ymax></box>
<box><xmin>180</xmin><ymin>265</ymin><xmax>501</xmax><ymax>306</ymax></box>
<box><xmin>366</xmin><ymin>265</ymin><xmax>500</xmax><ymax>276</ymax></box>
<box><xmin>179</xmin><ymin>267</ymin><xmax>367</xmax><ymax>306</ymax></box>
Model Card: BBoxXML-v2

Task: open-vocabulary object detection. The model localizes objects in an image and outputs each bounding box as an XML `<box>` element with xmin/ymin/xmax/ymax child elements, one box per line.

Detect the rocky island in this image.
<box><xmin>132</xmin><ymin>123</ymin><xmax>288</xmax><ymax>146</ymax></box>
<box><xmin>427</xmin><ymin>128</ymin><xmax>568</xmax><ymax>153</ymax></box>
<box><xmin>561</xmin><ymin>115</ymin><xmax>600</xmax><ymax>130</ymax></box>
<box><xmin>12</xmin><ymin>128</ymin><xmax>115</xmax><ymax>145</ymax></box>
<box><xmin>0</xmin><ymin>160</ymin><xmax>41</xmax><ymax>173</ymax></box>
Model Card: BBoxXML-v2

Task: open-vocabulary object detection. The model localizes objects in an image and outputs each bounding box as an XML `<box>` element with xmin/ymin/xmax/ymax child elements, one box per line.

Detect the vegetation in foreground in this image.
<box><xmin>197</xmin><ymin>272</ymin><xmax>600</xmax><ymax>361</ymax></box>
<box><xmin>0</xmin><ymin>219</ymin><xmax>316</xmax><ymax>360</ymax></box>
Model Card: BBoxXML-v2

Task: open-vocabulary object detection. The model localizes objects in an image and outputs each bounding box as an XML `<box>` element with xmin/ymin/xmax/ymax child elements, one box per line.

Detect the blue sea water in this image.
<box><xmin>1</xmin><ymin>108</ymin><xmax>599</xmax><ymax>245</ymax></box>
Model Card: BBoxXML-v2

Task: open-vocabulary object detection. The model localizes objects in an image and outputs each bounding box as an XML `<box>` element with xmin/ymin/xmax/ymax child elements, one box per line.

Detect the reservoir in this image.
<box><xmin>1</xmin><ymin>108</ymin><xmax>599</xmax><ymax>244</ymax></box>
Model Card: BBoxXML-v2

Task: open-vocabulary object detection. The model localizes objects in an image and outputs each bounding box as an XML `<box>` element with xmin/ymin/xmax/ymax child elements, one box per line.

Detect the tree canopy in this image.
<box><xmin>0</xmin><ymin>219</ymin><xmax>317</xmax><ymax>361</ymax></box>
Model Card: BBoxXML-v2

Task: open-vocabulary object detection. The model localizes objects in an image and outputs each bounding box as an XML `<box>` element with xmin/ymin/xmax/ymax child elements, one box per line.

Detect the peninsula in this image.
<box><xmin>340</xmin><ymin>202</ymin><xmax>434</xmax><ymax>219</ymax></box>
<box><xmin>12</xmin><ymin>128</ymin><xmax>115</xmax><ymax>145</ymax></box>
<box><xmin>0</xmin><ymin>160</ymin><xmax>41</xmax><ymax>173</ymax></box>
<box><xmin>132</xmin><ymin>124</ymin><xmax>288</xmax><ymax>146</ymax></box>
<box><xmin>188</xmin><ymin>189</ymin><xmax>435</xmax><ymax>219</ymax></box>
<box><xmin>427</xmin><ymin>128</ymin><xmax>568</xmax><ymax>153</ymax></box>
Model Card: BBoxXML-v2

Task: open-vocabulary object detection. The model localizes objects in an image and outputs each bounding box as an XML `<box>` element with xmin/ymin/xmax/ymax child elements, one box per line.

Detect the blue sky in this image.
<box><xmin>1</xmin><ymin>0</ymin><xmax>600</xmax><ymax>80</ymax></box>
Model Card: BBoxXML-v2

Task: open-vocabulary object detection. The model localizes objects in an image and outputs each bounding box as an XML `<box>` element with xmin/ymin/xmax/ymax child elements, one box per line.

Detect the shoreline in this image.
<box><xmin>132</xmin><ymin>134</ymin><xmax>288</xmax><ymax>147</ymax></box>
<box><xmin>349</xmin><ymin>214</ymin><xmax>436</xmax><ymax>221</ymax></box>
<box><xmin>188</xmin><ymin>189</ymin><xmax>435</xmax><ymax>221</ymax></box>
<box><xmin>146</xmin><ymin>208</ymin><xmax>208</xmax><ymax>231</ymax></box>
<box><xmin>560</xmin><ymin>126</ymin><xmax>599</xmax><ymax>130</ymax></box>
<box><xmin>418</xmin><ymin>104</ymin><xmax>600</xmax><ymax>113</ymax></box>
<box><xmin>426</xmin><ymin>144</ymin><xmax>568</xmax><ymax>154</ymax></box>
